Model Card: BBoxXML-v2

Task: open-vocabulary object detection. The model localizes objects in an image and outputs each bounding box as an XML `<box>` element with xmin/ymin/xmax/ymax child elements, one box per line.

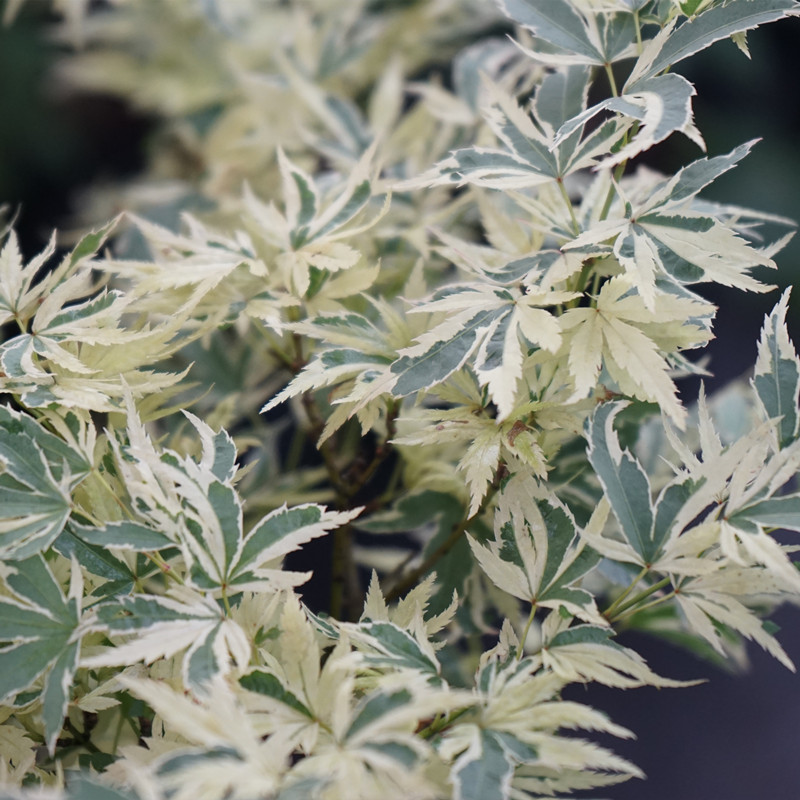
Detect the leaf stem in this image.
<box><xmin>633</xmin><ymin>10</ymin><xmax>643</xmax><ymax>54</ymax></box>
<box><xmin>612</xmin><ymin>589</ymin><xmax>677</xmax><ymax>623</ymax></box>
<box><xmin>517</xmin><ymin>602</ymin><xmax>538</xmax><ymax>661</ymax></box>
<box><xmin>418</xmin><ymin>706</ymin><xmax>472</xmax><ymax>739</ymax></box>
<box><xmin>607</xmin><ymin>576</ymin><xmax>672</xmax><ymax>623</ymax></box>
<box><xmin>384</xmin><ymin>477</ymin><xmax>500</xmax><ymax>602</ymax></box>
<box><xmin>221</xmin><ymin>588</ymin><xmax>233</xmax><ymax>616</ymax></box>
<box><xmin>557</xmin><ymin>178</ymin><xmax>580</xmax><ymax>236</ymax></box>
<box><xmin>604</xmin><ymin>63</ymin><xmax>619</xmax><ymax>97</ymax></box>
<box><xmin>602</xmin><ymin>565</ymin><xmax>649</xmax><ymax>617</ymax></box>
<box><xmin>92</xmin><ymin>469</ymin><xmax>134</xmax><ymax>518</ymax></box>
<box><xmin>146</xmin><ymin>551</ymin><xmax>185</xmax><ymax>586</ymax></box>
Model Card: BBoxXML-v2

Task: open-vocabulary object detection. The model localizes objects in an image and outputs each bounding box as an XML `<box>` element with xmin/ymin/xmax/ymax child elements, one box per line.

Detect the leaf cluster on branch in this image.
<box><xmin>0</xmin><ymin>0</ymin><xmax>799</xmax><ymax>798</ymax></box>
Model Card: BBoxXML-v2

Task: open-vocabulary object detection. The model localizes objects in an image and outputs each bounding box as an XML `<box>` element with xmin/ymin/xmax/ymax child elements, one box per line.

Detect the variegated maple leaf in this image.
<box><xmin>390</xmin><ymin>282</ymin><xmax>575</xmax><ymax>421</ymax></box>
<box><xmin>468</xmin><ymin>475</ymin><xmax>603</xmax><ymax>622</ymax></box>
<box><xmin>559</xmin><ymin>275</ymin><xmax>713</xmax><ymax>425</ymax></box>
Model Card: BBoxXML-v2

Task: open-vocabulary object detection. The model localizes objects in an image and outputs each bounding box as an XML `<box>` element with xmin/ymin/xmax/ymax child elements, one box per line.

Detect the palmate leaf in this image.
<box><xmin>390</xmin><ymin>307</ymin><xmax>496</xmax><ymax>397</ymax></box>
<box><xmin>0</xmin><ymin>555</ymin><xmax>84</xmax><ymax>752</ymax></box>
<box><xmin>649</xmin><ymin>140</ymin><xmax>756</xmax><ymax>207</ymax></box>
<box><xmin>111</xmin><ymin>401</ymin><xmax>359</xmax><ymax>594</ymax></box>
<box><xmin>563</xmin><ymin>142</ymin><xmax>778</xmax><ymax>307</ymax></box>
<box><xmin>108</xmin><ymin>472</ymin><xmax>356</xmax><ymax>595</ymax></box>
<box><xmin>411</xmin><ymin>70</ymin><xmax>625</xmax><ymax>191</ymax></box>
<box><xmin>467</xmin><ymin>475</ymin><xmax>603</xmax><ymax>622</ymax></box>
<box><xmin>54</xmin><ymin>524</ymin><xmax>140</xmax><ymax>599</ymax></box>
<box><xmin>390</xmin><ymin>285</ymin><xmax>571</xmax><ymax>419</ymax></box>
<box><xmin>345</xmin><ymin>620</ymin><xmax>441</xmax><ymax>680</ymax></box>
<box><xmin>0</xmin><ymin>287</ymin><xmax>134</xmax><ymax>383</ymax></box>
<box><xmin>442</xmin><ymin>660</ymin><xmax>640</xmax><ymax>799</ymax></box>
<box><xmin>584</xmin><ymin>402</ymin><xmax>717</xmax><ymax>575</ymax></box>
<box><xmin>242</xmin><ymin>144</ymin><xmax>384</xmax><ymax>299</ymax></box>
<box><xmin>115</xmin><ymin>675</ymin><xmax>287</xmax><ymax>798</ymax></box>
<box><xmin>674</xmin><ymin>566</ymin><xmax>795</xmax><ymax>670</ymax></box>
<box><xmin>222</xmin><ymin>502</ymin><xmax>361</xmax><ymax>593</ymax></box>
<box><xmin>0</xmin><ymin>406</ymin><xmax>93</xmax><ymax>559</ymax></box>
<box><xmin>0</xmin><ymin>405</ymin><xmax>92</xmax><ymax>482</ymax></box>
<box><xmin>532</xmin><ymin>612</ymin><xmax>696</xmax><ymax>688</ymax></box>
<box><xmin>709</xmin><ymin>441</ymin><xmax>800</xmax><ymax>592</ymax></box>
<box><xmin>84</xmin><ymin>587</ymin><xmax>252</xmax><ymax>690</ymax></box>
<box><xmin>0</xmin><ymin>230</ymin><xmax>56</xmax><ymax>327</ymax></box>
<box><xmin>0</xmin><ymin>435</ymin><xmax>74</xmax><ymax>561</ymax></box>
<box><xmin>730</xmin><ymin>494</ymin><xmax>800</xmax><ymax>533</ymax></box>
<box><xmin>753</xmin><ymin>288</ymin><xmax>800</xmax><ymax>447</ymax></box>
<box><xmin>560</xmin><ymin>276</ymin><xmax>711</xmax><ymax>424</ymax></box>
<box><xmin>0</xmin><ymin>218</ymin><xmax>117</xmax><ymax>330</ymax></box>
<box><xmin>262</xmin><ymin>305</ymin><xmax>406</xmax><ymax>442</ymax></box>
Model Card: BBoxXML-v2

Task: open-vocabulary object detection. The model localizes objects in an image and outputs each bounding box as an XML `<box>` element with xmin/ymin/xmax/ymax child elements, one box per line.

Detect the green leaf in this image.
<box><xmin>754</xmin><ymin>289</ymin><xmax>800</xmax><ymax>447</ymax></box>
<box><xmin>0</xmin><ymin>556</ymin><xmax>83</xmax><ymax>752</ymax></box>
<box><xmin>498</xmin><ymin>0</ymin><xmax>602</xmax><ymax>63</ymax></box>
<box><xmin>652</xmin><ymin>475</ymin><xmax>697</xmax><ymax>546</ymax></box>
<box><xmin>452</xmin><ymin>728</ymin><xmax>525</xmax><ymax>800</ymax></box>
<box><xmin>275</xmin><ymin>778</ymin><xmax>327</xmax><ymax>800</ymax></box>
<box><xmin>207</xmin><ymin>426</ymin><xmax>237</xmax><ymax>483</ymax></box>
<box><xmin>598</xmin><ymin>12</ymin><xmax>638</xmax><ymax>63</ymax></box>
<box><xmin>362</xmin><ymin>740</ymin><xmax>418</xmax><ymax>768</ymax></box>
<box><xmin>534</xmin><ymin>65</ymin><xmax>590</xmax><ymax>132</ymax></box>
<box><xmin>208</xmin><ymin>481</ymin><xmax>242</xmax><ymax>578</ymax></box>
<box><xmin>68</xmin><ymin>217</ymin><xmax>119</xmax><ymax>269</ymax></box>
<box><xmin>549</xmin><ymin>624</ymin><xmax>621</xmax><ymax>650</ymax></box>
<box><xmin>184</xmin><ymin>621</ymin><xmax>228</xmax><ymax>688</ymax></box>
<box><xmin>353</xmin><ymin>621</ymin><xmax>440</xmax><ymax>676</ymax></box>
<box><xmin>293</xmin><ymin>172</ymin><xmax>318</xmax><ymax>230</ymax></box>
<box><xmin>0</xmin><ymin>405</ymin><xmax>91</xmax><ymax>482</ymax></box>
<box><xmin>312</xmin><ymin>179</ymin><xmax>371</xmax><ymax>241</ymax></box>
<box><xmin>469</xmin><ymin>477</ymin><xmax>602</xmax><ymax>621</ymax></box>
<box><xmin>587</xmin><ymin>403</ymin><xmax>658</xmax><ymax>563</ymax></box>
<box><xmin>346</xmin><ymin>688</ymin><xmax>412</xmax><ymax>739</ymax></box>
<box><xmin>41</xmin><ymin>640</ymin><xmax>80</xmax><ymax>754</ymax></box>
<box><xmin>71</xmin><ymin>520</ymin><xmax>175</xmax><ymax>552</ymax></box>
<box><xmin>680</xmin><ymin>0</ymin><xmax>706</xmax><ymax>15</ymax></box>
<box><xmin>391</xmin><ymin>309</ymin><xmax>496</xmax><ymax>396</ymax></box>
<box><xmin>95</xmin><ymin>594</ymin><xmax>205</xmax><ymax>630</ymax></box>
<box><xmin>54</xmin><ymin>526</ymin><xmax>136</xmax><ymax>592</ymax></box>
<box><xmin>731</xmin><ymin>495</ymin><xmax>800</xmax><ymax>531</ymax></box>
<box><xmin>239</xmin><ymin>670</ymin><xmax>314</xmax><ymax>718</ymax></box>
<box><xmin>631</xmin><ymin>0</ymin><xmax>800</xmax><ymax>84</ymax></box>
<box><xmin>0</xmin><ymin>432</ymin><xmax>74</xmax><ymax>560</ymax></box>
<box><xmin>658</xmin><ymin>141</ymin><xmax>755</xmax><ymax>206</ymax></box>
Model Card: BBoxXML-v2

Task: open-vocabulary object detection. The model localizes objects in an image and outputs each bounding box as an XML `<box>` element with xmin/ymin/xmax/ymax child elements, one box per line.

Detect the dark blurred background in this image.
<box><xmin>1</xmin><ymin>5</ymin><xmax>799</xmax><ymax>799</ymax></box>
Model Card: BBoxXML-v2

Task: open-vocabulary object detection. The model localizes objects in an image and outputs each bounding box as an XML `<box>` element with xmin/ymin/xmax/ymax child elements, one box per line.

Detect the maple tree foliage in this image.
<box><xmin>0</xmin><ymin>0</ymin><xmax>800</xmax><ymax>798</ymax></box>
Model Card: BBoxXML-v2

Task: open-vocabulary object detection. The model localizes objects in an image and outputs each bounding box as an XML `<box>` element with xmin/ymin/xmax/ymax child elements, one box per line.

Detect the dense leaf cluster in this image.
<box><xmin>0</xmin><ymin>1</ymin><xmax>799</xmax><ymax>798</ymax></box>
